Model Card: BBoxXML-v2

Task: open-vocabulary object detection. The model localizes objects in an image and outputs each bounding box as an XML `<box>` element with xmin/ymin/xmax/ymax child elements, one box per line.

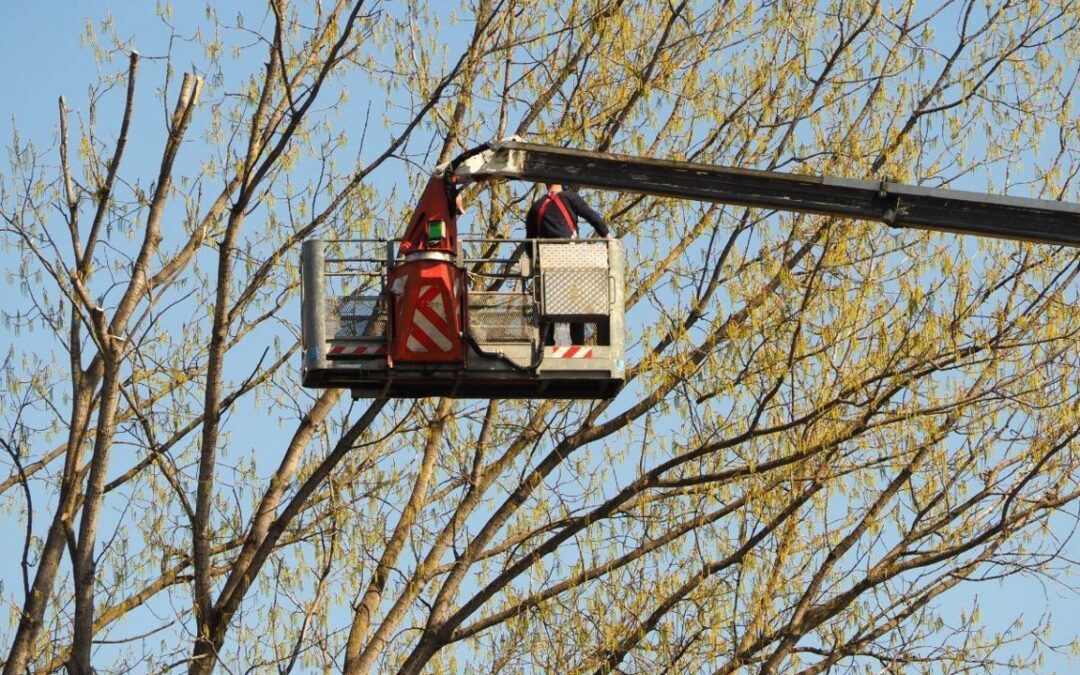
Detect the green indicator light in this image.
<box><xmin>428</xmin><ymin>219</ymin><xmax>446</xmax><ymax>240</ymax></box>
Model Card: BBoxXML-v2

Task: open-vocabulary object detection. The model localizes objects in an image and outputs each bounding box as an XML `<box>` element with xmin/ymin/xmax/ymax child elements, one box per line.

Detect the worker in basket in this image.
<box><xmin>525</xmin><ymin>183</ymin><xmax>614</xmax><ymax>346</ymax></box>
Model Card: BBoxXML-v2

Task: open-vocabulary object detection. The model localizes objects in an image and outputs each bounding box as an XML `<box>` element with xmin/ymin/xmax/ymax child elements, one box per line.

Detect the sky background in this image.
<box><xmin>2</xmin><ymin>2</ymin><xmax>1078</xmax><ymax>671</ymax></box>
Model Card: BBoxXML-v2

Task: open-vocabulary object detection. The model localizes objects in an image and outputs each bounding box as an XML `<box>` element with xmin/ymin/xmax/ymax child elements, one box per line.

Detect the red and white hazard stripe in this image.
<box><xmin>406</xmin><ymin>284</ymin><xmax>454</xmax><ymax>353</ymax></box>
<box><xmin>548</xmin><ymin>346</ymin><xmax>593</xmax><ymax>359</ymax></box>
<box><xmin>328</xmin><ymin>343</ymin><xmax>387</xmax><ymax>356</ymax></box>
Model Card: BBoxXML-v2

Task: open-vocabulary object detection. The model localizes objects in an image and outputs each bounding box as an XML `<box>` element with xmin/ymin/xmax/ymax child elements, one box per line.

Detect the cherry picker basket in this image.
<box><xmin>300</xmin><ymin>237</ymin><xmax>625</xmax><ymax>399</ymax></box>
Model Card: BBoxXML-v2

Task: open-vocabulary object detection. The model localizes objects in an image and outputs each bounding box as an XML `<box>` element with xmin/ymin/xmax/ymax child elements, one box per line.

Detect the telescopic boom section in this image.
<box><xmin>448</xmin><ymin>140</ymin><xmax>1080</xmax><ymax>248</ymax></box>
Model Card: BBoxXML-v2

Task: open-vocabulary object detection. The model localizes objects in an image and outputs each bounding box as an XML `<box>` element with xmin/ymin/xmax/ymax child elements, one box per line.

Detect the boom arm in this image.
<box><xmin>448</xmin><ymin>140</ymin><xmax>1080</xmax><ymax>248</ymax></box>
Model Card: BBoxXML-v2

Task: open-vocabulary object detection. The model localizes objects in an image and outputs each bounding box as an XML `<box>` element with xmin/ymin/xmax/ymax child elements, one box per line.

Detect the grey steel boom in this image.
<box><xmin>449</xmin><ymin>140</ymin><xmax>1080</xmax><ymax>248</ymax></box>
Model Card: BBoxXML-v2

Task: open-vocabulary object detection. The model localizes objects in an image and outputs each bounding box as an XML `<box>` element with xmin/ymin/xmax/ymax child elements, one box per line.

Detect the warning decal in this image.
<box><xmin>406</xmin><ymin>284</ymin><xmax>454</xmax><ymax>353</ymax></box>
<box><xmin>548</xmin><ymin>346</ymin><xmax>594</xmax><ymax>359</ymax></box>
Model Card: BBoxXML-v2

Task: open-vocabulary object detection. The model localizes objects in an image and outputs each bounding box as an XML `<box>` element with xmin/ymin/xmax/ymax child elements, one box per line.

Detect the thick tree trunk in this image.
<box><xmin>68</xmin><ymin>361</ymin><xmax>124</xmax><ymax>672</ymax></box>
<box><xmin>4</xmin><ymin>391</ymin><xmax>95</xmax><ymax>675</ymax></box>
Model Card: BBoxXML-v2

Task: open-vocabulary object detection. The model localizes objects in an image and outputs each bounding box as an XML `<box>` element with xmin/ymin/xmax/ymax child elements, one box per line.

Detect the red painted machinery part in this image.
<box><xmin>388</xmin><ymin>259</ymin><xmax>464</xmax><ymax>363</ymax></box>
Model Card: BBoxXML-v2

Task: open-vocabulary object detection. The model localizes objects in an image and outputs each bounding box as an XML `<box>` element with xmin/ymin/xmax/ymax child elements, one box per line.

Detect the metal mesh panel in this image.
<box><xmin>537</xmin><ymin>241</ymin><xmax>608</xmax><ymax>268</ymax></box>
<box><xmin>469</xmin><ymin>293</ymin><xmax>531</xmax><ymax>342</ymax></box>
<box><xmin>327</xmin><ymin>294</ymin><xmax>387</xmax><ymax>339</ymax></box>
<box><xmin>542</xmin><ymin>269</ymin><xmax>609</xmax><ymax>317</ymax></box>
<box><xmin>537</xmin><ymin>241</ymin><xmax>610</xmax><ymax>318</ymax></box>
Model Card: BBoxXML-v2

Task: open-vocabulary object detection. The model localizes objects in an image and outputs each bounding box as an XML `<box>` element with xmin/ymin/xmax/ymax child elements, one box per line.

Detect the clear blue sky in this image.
<box><xmin>2</xmin><ymin>2</ymin><xmax>1077</xmax><ymax>671</ymax></box>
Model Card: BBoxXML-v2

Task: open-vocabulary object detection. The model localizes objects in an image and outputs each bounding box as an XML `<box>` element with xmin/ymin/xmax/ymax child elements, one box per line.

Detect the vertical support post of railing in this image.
<box><xmin>608</xmin><ymin>238</ymin><xmax>626</xmax><ymax>380</ymax></box>
<box><xmin>301</xmin><ymin>239</ymin><xmax>328</xmax><ymax>375</ymax></box>
<box><xmin>456</xmin><ymin>234</ymin><xmax>468</xmax><ymax>361</ymax></box>
<box><xmin>384</xmin><ymin>238</ymin><xmax>397</xmax><ymax>365</ymax></box>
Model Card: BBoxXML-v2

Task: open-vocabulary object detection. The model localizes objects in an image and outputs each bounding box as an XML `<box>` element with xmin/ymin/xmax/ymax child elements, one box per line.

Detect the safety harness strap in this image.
<box><xmin>537</xmin><ymin>191</ymin><xmax>577</xmax><ymax>237</ymax></box>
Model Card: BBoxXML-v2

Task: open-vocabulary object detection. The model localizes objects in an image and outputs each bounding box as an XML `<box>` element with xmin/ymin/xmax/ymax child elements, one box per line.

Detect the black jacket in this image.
<box><xmin>525</xmin><ymin>190</ymin><xmax>609</xmax><ymax>238</ymax></box>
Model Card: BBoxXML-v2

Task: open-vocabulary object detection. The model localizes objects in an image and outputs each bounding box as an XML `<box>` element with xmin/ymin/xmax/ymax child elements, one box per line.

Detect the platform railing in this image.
<box><xmin>460</xmin><ymin>237</ymin><xmax>537</xmax><ymax>344</ymax></box>
<box><xmin>302</xmin><ymin>237</ymin><xmax>622</xmax><ymax>367</ymax></box>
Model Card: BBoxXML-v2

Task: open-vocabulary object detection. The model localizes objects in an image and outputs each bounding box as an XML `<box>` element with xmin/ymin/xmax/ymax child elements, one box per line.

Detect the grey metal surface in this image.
<box><xmin>454</xmin><ymin>140</ymin><xmax>1080</xmax><ymax>247</ymax></box>
<box><xmin>607</xmin><ymin>239</ymin><xmax>626</xmax><ymax>379</ymax></box>
<box><xmin>537</xmin><ymin>241</ymin><xmax>610</xmax><ymax>267</ymax></box>
<box><xmin>542</xmin><ymin>269</ymin><xmax>609</xmax><ymax>317</ymax></box>
<box><xmin>301</xmin><ymin>240</ymin><xmax>328</xmax><ymax>372</ymax></box>
<box><xmin>536</xmin><ymin>346</ymin><xmax>614</xmax><ymax>373</ymax></box>
<box><xmin>539</xmin><ymin>241</ymin><xmax>612</xmax><ymax>318</ymax></box>
<box><xmin>464</xmin><ymin>343</ymin><xmax>534</xmax><ymax>369</ymax></box>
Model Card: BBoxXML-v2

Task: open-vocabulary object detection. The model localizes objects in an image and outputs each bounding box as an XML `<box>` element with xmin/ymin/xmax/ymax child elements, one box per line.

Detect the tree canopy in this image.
<box><xmin>2</xmin><ymin>1</ymin><xmax>1079</xmax><ymax>672</ymax></box>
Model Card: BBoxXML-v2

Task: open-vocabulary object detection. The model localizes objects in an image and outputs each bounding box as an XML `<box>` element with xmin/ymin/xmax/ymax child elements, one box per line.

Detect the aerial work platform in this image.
<box><xmin>301</xmin><ymin>237</ymin><xmax>626</xmax><ymax>399</ymax></box>
<box><xmin>299</xmin><ymin>138</ymin><xmax>1078</xmax><ymax>401</ymax></box>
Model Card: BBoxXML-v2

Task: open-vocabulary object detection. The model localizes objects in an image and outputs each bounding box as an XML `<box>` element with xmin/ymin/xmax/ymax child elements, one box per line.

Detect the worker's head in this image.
<box><xmin>545</xmin><ymin>183</ymin><xmax>575</xmax><ymax>193</ymax></box>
